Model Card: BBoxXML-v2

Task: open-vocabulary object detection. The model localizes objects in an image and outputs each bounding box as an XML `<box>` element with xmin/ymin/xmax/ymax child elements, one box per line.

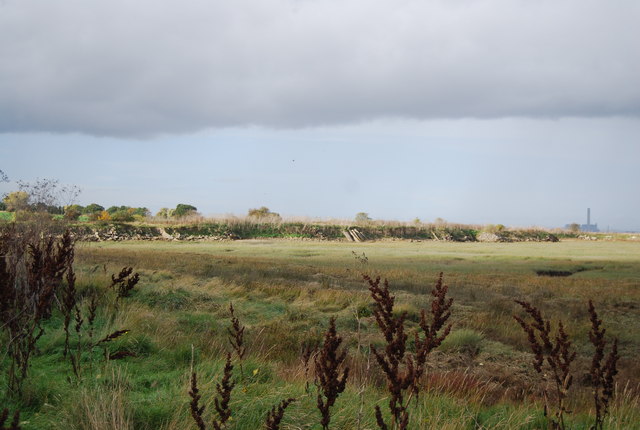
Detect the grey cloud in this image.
<box><xmin>1</xmin><ymin>0</ymin><xmax>639</xmax><ymax>136</ymax></box>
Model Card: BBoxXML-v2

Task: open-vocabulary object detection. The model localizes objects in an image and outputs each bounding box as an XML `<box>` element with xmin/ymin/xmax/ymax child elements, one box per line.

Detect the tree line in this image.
<box><xmin>0</xmin><ymin>172</ymin><xmax>200</xmax><ymax>222</ymax></box>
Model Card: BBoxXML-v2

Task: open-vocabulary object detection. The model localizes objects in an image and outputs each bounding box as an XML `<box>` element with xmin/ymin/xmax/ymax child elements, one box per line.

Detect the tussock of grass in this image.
<box><xmin>440</xmin><ymin>329</ymin><xmax>485</xmax><ymax>355</ymax></box>
<box><xmin>57</xmin><ymin>369</ymin><xmax>133</xmax><ymax>430</ymax></box>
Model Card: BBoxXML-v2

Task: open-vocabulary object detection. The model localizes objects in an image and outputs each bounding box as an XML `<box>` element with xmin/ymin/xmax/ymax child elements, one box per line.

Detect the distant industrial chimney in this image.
<box><xmin>565</xmin><ymin>208</ymin><xmax>599</xmax><ymax>232</ymax></box>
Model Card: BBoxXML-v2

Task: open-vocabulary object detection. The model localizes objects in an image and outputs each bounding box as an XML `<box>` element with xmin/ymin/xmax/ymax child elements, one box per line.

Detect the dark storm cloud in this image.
<box><xmin>1</xmin><ymin>0</ymin><xmax>639</xmax><ymax>136</ymax></box>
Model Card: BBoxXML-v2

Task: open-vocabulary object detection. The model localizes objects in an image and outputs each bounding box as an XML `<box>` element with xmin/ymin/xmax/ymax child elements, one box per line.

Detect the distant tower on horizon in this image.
<box><xmin>581</xmin><ymin>207</ymin><xmax>599</xmax><ymax>232</ymax></box>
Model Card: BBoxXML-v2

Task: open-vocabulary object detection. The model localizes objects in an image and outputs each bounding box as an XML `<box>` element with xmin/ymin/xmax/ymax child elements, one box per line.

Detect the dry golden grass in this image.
<box><xmin>57</xmin><ymin>369</ymin><xmax>132</xmax><ymax>430</ymax></box>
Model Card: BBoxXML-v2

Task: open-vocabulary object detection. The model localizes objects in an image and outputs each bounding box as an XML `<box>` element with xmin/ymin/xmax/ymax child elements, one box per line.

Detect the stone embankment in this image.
<box><xmin>68</xmin><ymin>223</ymin><xmax>560</xmax><ymax>243</ymax></box>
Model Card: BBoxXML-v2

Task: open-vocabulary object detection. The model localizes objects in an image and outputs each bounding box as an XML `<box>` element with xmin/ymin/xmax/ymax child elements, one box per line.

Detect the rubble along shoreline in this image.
<box><xmin>64</xmin><ymin>223</ymin><xmax>560</xmax><ymax>243</ymax></box>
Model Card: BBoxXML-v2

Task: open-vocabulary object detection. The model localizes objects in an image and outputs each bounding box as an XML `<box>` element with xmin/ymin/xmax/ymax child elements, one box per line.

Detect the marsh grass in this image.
<box><xmin>58</xmin><ymin>368</ymin><xmax>133</xmax><ymax>430</ymax></box>
<box><xmin>439</xmin><ymin>329</ymin><xmax>485</xmax><ymax>356</ymax></box>
<box><xmin>1</xmin><ymin>239</ymin><xmax>639</xmax><ymax>428</ymax></box>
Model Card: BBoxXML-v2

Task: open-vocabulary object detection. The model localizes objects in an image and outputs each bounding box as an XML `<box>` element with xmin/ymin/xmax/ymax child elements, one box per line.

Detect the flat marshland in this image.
<box><xmin>3</xmin><ymin>239</ymin><xmax>640</xmax><ymax>429</ymax></box>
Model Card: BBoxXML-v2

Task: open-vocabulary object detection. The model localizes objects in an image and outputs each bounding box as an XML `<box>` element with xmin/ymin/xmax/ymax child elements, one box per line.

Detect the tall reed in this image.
<box><xmin>514</xmin><ymin>300</ymin><xmax>578</xmax><ymax>430</ymax></box>
<box><xmin>264</xmin><ymin>398</ymin><xmax>295</xmax><ymax>430</ymax></box>
<box><xmin>315</xmin><ymin>317</ymin><xmax>349</xmax><ymax>430</ymax></box>
<box><xmin>365</xmin><ymin>272</ymin><xmax>452</xmax><ymax>430</ymax></box>
<box><xmin>189</xmin><ymin>353</ymin><xmax>236</xmax><ymax>430</ymax></box>
<box><xmin>66</xmin><ymin>264</ymin><xmax>136</xmax><ymax>379</ymax></box>
<box><xmin>588</xmin><ymin>300</ymin><xmax>619</xmax><ymax>430</ymax></box>
<box><xmin>110</xmin><ymin>267</ymin><xmax>139</xmax><ymax>301</ymax></box>
<box><xmin>0</xmin><ymin>409</ymin><xmax>20</xmax><ymax>430</ymax></box>
<box><xmin>0</xmin><ymin>227</ymin><xmax>73</xmax><ymax>395</ymax></box>
<box><xmin>227</xmin><ymin>303</ymin><xmax>246</xmax><ymax>378</ymax></box>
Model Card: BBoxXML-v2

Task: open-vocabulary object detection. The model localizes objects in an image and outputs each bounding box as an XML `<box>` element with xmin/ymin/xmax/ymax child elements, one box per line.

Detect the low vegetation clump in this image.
<box><xmin>439</xmin><ymin>329</ymin><xmax>485</xmax><ymax>356</ymax></box>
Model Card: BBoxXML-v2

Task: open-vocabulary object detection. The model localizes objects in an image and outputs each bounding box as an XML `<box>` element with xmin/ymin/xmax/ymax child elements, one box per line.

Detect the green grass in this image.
<box><xmin>440</xmin><ymin>328</ymin><xmax>485</xmax><ymax>355</ymax></box>
<box><xmin>0</xmin><ymin>211</ymin><xmax>15</xmax><ymax>221</ymax></box>
<box><xmin>2</xmin><ymin>238</ymin><xmax>639</xmax><ymax>429</ymax></box>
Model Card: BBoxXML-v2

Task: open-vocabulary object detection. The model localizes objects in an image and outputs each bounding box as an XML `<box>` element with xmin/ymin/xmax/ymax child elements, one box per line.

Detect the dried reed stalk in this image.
<box><xmin>414</xmin><ymin>272</ymin><xmax>453</xmax><ymax>389</ymax></box>
<box><xmin>228</xmin><ymin>303</ymin><xmax>246</xmax><ymax>378</ymax></box>
<box><xmin>188</xmin><ymin>353</ymin><xmax>236</xmax><ymax>430</ymax></box>
<box><xmin>61</xmin><ymin>245</ymin><xmax>76</xmax><ymax>358</ymax></box>
<box><xmin>96</xmin><ymin>329</ymin><xmax>130</xmax><ymax>345</ymax></box>
<box><xmin>189</xmin><ymin>371</ymin><xmax>206</xmax><ymax>430</ymax></box>
<box><xmin>300</xmin><ymin>341</ymin><xmax>318</xmax><ymax>394</ymax></box>
<box><xmin>514</xmin><ymin>300</ymin><xmax>576</xmax><ymax>430</ymax></box>
<box><xmin>264</xmin><ymin>398</ymin><xmax>296</xmax><ymax>430</ymax></box>
<box><xmin>0</xmin><ymin>227</ymin><xmax>73</xmax><ymax>394</ymax></box>
<box><xmin>69</xmin><ymin>304</ymin><xmax>84</xmax><ymax>378</ymax></box>
<box><xmin>0</xmin><ymin>408</ymin><xmax>20</xmax><ymax>430</ymax></box>
<box><xmin>66</xmin><ymin>263</ymin><xmax>132</xmax><ymax>378</ymax></box>
<box><xmin>366</xmin><ymin>275</ymin><xmax>411</xmax><ymax>429</ymax></box>
<box><xmin>365</xmin><ymin>272</ymin><xmax>452</xmax><ymax>430</ymax></box>
<box><xmin>315</xmin><ymin>317</ymin><xmax>349</xmax><ymax>430</ymax></box>
<box><xmin>588</xmin><ymin>300</ymin><xmax>619</xmax><ymax>430</ymax></box>
<box><xmin>110</xmin><ymin>266</ymin><xmax>139</xmax><ymax>300</ymax></box>
<box><xmin>212</xmin><ymin>353</ymin><xmax>235</xmax><ymax>430</ymax></box>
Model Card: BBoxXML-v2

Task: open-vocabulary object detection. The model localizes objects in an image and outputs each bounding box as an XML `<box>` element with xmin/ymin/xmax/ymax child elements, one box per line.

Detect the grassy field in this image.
<box><xmin>2</xmin><ymin>238</ymin><xmax>640</xmax><ymax>429</ymax></box>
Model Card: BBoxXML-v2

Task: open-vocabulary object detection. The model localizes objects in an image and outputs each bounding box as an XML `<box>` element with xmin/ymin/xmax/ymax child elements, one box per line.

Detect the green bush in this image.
<box><xmin>106</xmin><ymin>206</ymin><xmax>150</xmax><ymax>218</ymax></box>
<box><xmin>82</xmin><ymin>203</ymin><xmax>105</xmax><ymax>214</ymax></box>
<box><xmin>173</xmin><ymin>204</ymin><xmax>198</xmax><ymax>218</ymax></box>
<box><xmin>110</xmin><ymin>210</ymin><xmax>135</xmax><ymax>222</ymax></box>
<box><xmin>3</xmin><ymin>190</ymin><xmax>30</xmax><ymax>211</ymax></box>
<box><xmin>64</xmin><ymin>204</ymin><xmax>84</xmax><ymax>220</ymax></box>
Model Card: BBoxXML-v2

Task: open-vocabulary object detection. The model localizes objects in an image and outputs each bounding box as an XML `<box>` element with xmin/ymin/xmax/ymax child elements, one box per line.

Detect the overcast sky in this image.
<box><xmin>1</xmin><ymin>0</ymin><xmax>639</xmax><ymax>230</ymax></box>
